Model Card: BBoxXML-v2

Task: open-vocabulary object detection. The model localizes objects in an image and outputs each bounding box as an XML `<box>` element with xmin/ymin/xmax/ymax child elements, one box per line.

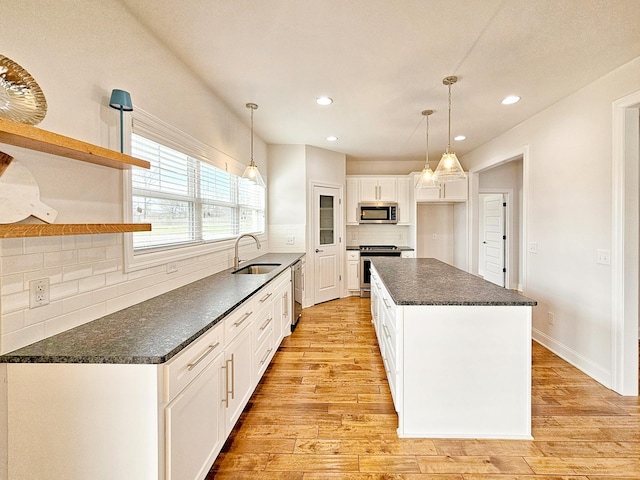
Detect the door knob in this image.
<box><xmin>315</xmin><ymin>249</ymin><xmax>323</xmax><ymax>253</ymax></box>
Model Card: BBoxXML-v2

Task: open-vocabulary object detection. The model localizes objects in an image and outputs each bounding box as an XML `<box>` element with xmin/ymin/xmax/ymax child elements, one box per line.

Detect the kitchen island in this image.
<box><xmin>370</xmin><ymin>257</ymin><xmax>537</xmax><ymax>439</ymax></box>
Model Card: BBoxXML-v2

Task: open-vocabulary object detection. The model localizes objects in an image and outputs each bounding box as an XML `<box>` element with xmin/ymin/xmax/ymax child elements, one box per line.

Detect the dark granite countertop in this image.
<box><xmin>0</xmin><ymin>253</ymin><xmax>304</xmax><ymax>365</ymax></box>
<box><xmin>371</xmin><ymin>257</ymin><xmax>536</xmax><ymax>306</ymax></box>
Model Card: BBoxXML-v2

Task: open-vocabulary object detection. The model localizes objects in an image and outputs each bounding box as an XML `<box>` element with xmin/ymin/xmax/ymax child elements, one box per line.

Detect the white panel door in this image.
<box><xmin>482</xmin><ymin>194</ymin><xmax>505</xmax><ymax>287</ymax></box>
<box><xmin>314</xmin><ymin>185</ymin><xmax>341</xmax><ymax>303</ymax></box>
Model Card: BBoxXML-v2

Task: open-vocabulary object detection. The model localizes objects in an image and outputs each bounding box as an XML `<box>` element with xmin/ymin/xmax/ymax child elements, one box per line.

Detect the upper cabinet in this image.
<box><xmin>359</xmin><ymin>177</ymin><xmax>397</xmax><ymax>202</ymax></box>
<box><xmin>0</xmin><ymin>118</ymin><xmax>151</xmax><ymax>238</ymax></box>
<box><xmin>346</xmin><ymin>175</ymin><xmax>411</xmax><ymax>225</ymax></box>
<box><xmin>413</xmin><ymin>173</ymin><xmax>468</xmax><ymax>203</ymax></box>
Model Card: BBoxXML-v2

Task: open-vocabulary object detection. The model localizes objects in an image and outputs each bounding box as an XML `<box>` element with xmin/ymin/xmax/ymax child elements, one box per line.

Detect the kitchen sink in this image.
<box><xmin>232</xmin><ymin>263</ymin><xmax>281</xmax><ymax>275</ymax></box>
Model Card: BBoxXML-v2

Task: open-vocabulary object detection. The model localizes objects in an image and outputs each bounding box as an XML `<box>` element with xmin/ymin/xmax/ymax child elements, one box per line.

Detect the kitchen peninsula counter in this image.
<box><xmin>369</xmin><ymin>257</ymin><xmax>536</xmax><ymax>440</ymax></box>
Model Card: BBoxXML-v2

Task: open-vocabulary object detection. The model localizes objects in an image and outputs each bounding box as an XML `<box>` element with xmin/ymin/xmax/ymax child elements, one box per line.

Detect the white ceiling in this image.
<box><xmin>117</xmin><ymin>0</ymin><xmax>640</xmax><ymax>162</ymax></box>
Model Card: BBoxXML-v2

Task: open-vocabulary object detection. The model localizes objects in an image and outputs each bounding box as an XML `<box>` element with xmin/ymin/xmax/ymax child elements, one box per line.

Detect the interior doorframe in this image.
<box><xmin>478</xmin><ymin>190</ymin><xmax>513</xmax><ymax>289</ymax></box>
<box><xmin>467</xmin><ymin>146</ymin><xmax>529</xmax><ymax>294</ymax></box>
<box><xmin>307</xmin><ymin>181</ymin><xmax>344</xmax><ymax>307</ymax></box>
<box><xmin>611</xmin><ymin>90</ymin><xmax>640</xmax><ymax>396</ymax></box>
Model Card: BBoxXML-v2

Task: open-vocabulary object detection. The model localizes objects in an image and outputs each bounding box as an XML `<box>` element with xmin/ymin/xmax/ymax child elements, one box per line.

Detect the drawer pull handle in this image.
<box><xmin>260</xmin><ymin>292</ymin><xmax>273</xmax><ymax>303</ymax></box>
<box><xmin>383</xmin><ymin>325</ymin><xmax>391</xmax><ymax>340</ymax></box>
<box><xmin>260</xmin><ymin>317</ymin><xmax>273</xmax><ymax>331</ymax></box>
<box><xmin>222</xmin><ymin>357</ymin><xmax>230</xmax><ymax>407</ymax></box>
<box><xmin>187</xmin><ymin>342</ymin><xmax>220</xmax><ymax>371</ymax></box>
<box><xmin>260</xmin><ymin>348</ymin><xmax>273</xmax><ymax>365</ymax></box>
<box><xmin>383</xmin><ymin>298</ymin><xmax>391</xmax><ymax>309</ymax></box>
<box><xmin>234</xmin><ymin>311</ymin><xmax>252</xmax><ymax>327</ymax></box>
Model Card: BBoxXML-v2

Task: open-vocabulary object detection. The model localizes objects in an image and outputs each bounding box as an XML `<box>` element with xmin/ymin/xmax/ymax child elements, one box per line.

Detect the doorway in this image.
<box><xmin>312</xmin><ymin>184</ymin><xmax>342</xmax><ymax>304</ymax></box>
<box><xmin>479</xmin><ymin>193</ymin><xmax>507</xmax><ymax>287</ymax></box>
<box><xmin>612</xmin><ymin>92</ymin><xmax>640</xmax><ymax>395</ymax></box>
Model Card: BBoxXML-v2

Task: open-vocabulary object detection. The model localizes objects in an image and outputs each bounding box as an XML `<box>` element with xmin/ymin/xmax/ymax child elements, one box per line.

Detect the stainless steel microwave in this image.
<box><xmin>358</xmin><ymin>202</ymin><xmax>398</xmax><ymax>224</ymax></box>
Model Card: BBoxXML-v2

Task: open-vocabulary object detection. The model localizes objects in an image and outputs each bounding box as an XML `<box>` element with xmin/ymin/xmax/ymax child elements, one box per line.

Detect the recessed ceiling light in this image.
<box><xmin>326</xmin><ymin>135</ymin><xmax>338</xmax><ymax>141</ymax></box>
<box><xmin>501</xmin><ymin>95</ymin><xmax>521</xmax><ymax>105</ymax></box>
<box><xmin>454</xmin><ymin>135</ymin><xmax>466</xmax><ymax>141</ymax></box>
<box><xmin>316</xmin><ymin>96</ymin><xmax>333</xmax><ymax>106</ymax></box>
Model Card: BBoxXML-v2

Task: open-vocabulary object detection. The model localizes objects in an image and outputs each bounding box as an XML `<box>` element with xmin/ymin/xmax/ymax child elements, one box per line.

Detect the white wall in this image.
<box><xmin>0</xmin><ymin>0</ymin><xmax>267</xmax><ymax>353</ymax></box>
<box><xmin>461</xmin><ymin>55</ymin><xmax>640</xmax><ymax>388</ymax></box>
<box><xmin>416</xmin><ymin>204</ymin><xmax>454</xmax><ymax>262</ymax></box>
<box><xmin>267</xmin><ymin>145</ymin><xmax>306</xmax><ymax>252</ymax></box>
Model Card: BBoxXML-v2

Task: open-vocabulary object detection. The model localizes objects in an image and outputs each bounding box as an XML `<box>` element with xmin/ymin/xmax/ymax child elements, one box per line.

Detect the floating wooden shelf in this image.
<box><xmin>0</xmin><ymin>223</ymin><xmax>152</xmax><ymax>239</ymax></box>
<box><xmin>0</xmin><ymin>117</ymin><xmax>150</xmax><ymax>170</ymax></box>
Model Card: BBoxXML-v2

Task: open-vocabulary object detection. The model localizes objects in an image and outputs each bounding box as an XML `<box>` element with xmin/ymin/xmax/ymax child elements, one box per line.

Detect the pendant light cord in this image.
<box><xmin>447</xmin><ymin>81</ymin><xmax>452</xmax><ymax>153</ymax></box>
<box><xmin>250</xmin><ymin>105</ymin><xmax>254</xmax><ymax>164</ymax></box>
<box><xmin>425</xmin><ymin>113</ymin><xmax>430</xmax><ymax>166</ymax></box>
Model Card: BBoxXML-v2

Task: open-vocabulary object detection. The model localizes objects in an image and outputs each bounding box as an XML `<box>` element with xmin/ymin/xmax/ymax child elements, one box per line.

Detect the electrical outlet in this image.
<box><xmin>597</xmin><ymin>249</ymin><xmax>610</xmax><ymax>265</ymax></box>
<box><xmin>167</xmin><ymin>262</ymin><xmax>178</xmax><ymax>273</ymax></box>
<box><xmin>286</xmin><ymin>236</ymin><xmax>295</xmax><ymax>245</ymax></box>
<box><xmin>432</xmin><ymin>234</ymin><xmax>437</xmax><ymax>240</ymax></box>
<box><xmin>29</xmin><ymin>278</ymin><xmax>50</xmax><ymax>308</ymax></box>
<box><xmin>548</xmin><ymin>312</ymin><xmax>554</xmax><ymax>326</ymax></box>
<box><xmin>528</xmin><ymin>242</ymin><xmax>538</xmax><ymax>254</ymax></box>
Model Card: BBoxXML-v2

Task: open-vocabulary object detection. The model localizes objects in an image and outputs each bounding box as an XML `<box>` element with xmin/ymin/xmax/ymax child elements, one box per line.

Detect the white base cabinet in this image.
<box><xmin>0</xmin><ymin>269</ymin><xmax>293</xmax><ymax>480</ymax></box>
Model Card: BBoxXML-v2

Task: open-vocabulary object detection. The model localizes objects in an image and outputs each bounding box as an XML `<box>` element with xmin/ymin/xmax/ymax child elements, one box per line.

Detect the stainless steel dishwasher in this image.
<box><xmin>291</xmin><ymin>259</ymin><xmax>303</xmax><ymax>331</ymax></box>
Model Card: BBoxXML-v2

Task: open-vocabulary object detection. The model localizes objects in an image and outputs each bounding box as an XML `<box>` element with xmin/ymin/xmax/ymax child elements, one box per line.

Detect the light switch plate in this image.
<box><xmin>597</xmin><ymin>249</ymin><xmax>610</xmax><ymax>265</ymax></box>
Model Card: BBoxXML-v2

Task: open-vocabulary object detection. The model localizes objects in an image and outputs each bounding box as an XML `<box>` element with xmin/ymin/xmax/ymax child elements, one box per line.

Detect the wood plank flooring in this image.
<box><xmin>208</xmin><ymin>296</ymin><xmax>640</xmax><ymax>479</ymax></box>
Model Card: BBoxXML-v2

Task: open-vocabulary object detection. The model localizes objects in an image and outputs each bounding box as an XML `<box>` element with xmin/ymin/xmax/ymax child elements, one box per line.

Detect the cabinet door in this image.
<box><xmin>396</xmin><ymin>177</ymin><xmax>411</xmax><ymax>224</ymax></box>
<box><xmin>223</xmin><ymin>324</ymin><xmax>254</xmax><ymax>434</ymax></box>
<box><xmin>359</xmin><ymin>178</ymin><xmax>379</xmax><ymax>201</ymax></box>
<box><xmin>442</xmin><ymin>177</ymin><xmax>468</xmax><ymax>201</ymax></box>
<box><xmin>346</xmin><ymin>260</ymin><xmax>360</xmax><ymax>291</ymax></box>
<box><xmin>346</xmin><ymin>177</ymin><xmax>359</xmax><ymax>224</ymax></box>
<box><xmin>377</xmin><ymin>178</ymin><xmax>397</xmax><ymax>202</ymax></box>
<box><xmin>165</xmin><ymin>354</ymin><xmax>225</xmax><ymax>480</ymax></box>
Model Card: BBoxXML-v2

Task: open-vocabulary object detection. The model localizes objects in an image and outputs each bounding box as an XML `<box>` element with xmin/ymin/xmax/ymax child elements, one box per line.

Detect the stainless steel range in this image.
<box><xmin>359</xmin><ymin>245</ymin><xmax>401</xmax><ymax>297</ymax></box>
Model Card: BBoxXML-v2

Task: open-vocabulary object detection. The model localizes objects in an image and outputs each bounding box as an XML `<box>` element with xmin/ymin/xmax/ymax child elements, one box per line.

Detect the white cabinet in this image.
<box><xmin>223</xmin><ymin>310</ymin><xmax>255</xmax><ymax>434</ymax></box>
<box><xmin>165</xmin><ymin>353</ymin><xmax>225</xmax><ymax>480</ymax></box>
<box><xmin>346</xmin><ymin>177</ymin><xmax>359</xmax><ymax>225</ymax></box>
<box><xmin>346</xmin><ymin>250</ymin><xmax>360</xmax><ymax>293</ymax></box>
<box><xmin>359</xmin><ymin>177</ymin><xmax>397</xmax><ymax>202</ymax></box>
<box><xmin>414</xmin><ymin>173</ymin><xmax>468</xmax><ymax>202</ymax></box>
<box><xmin>401</xmin><ymin>251</ymin><xmax>414</xmax><ymax>258</ymax></box>
<box><xmin>396</xmin><ymin>176</ymin><xmax>412</xmax><ymax>225</ymax></box>
<box><xmin>273</xmin><ymin>274</ymin><xmax>292</xmax><ymax>344</ymax></box>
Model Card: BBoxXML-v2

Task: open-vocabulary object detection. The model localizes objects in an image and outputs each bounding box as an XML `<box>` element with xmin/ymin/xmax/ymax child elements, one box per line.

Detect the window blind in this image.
<box><xmin>131</xmin><ymin>134</ymin><xmax>265</xmax><ymax>250</ymax></box>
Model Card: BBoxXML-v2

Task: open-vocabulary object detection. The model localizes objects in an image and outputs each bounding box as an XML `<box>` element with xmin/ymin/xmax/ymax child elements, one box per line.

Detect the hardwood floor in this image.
<box><xmin>208</xmin><ymin>296</ymin><xmax>640</xmax><ymax>479</ymax></box>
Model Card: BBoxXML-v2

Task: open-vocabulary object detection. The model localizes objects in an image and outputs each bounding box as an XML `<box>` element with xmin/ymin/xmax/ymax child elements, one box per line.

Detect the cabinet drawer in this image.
<box><xmin>225</xmin><ymin>298</ymin><xmax>255</xmax><ymax>343</ymax></box>
<box><xmin>379</xmin><ymin>290</ymin><xmax>397</xmax><ymax>327</ymax></box>
<box><xmin>383</xmin><ymin>348</ymin><xmax>398</xmax><ymax>409</ymax></box>
<box><xmin>382</xmin><ymin>315</ymin><xmax>398</xmax><ymax>362</ymax></box>
<box><xmin>254</xmin><ymin>329</ymin><xmax>275</xmax><ymax>379</ymax></box>
<box><xmin>164</xmin><ymin>321</ymin><xmax>224</xmax><ymax>402</ymax></box>
<box><xmin>253</xmin><ymin>304</ymin><xmax>274</xmax><ymax>350</ymax></box>
<box><xmin>346</xmin><ymin>250</ymin><xmax>360</xmax><ymax>261</ymax></box>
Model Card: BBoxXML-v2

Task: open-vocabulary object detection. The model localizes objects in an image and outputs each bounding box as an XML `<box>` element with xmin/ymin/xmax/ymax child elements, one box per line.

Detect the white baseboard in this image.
<box><xmin>532</xmin><ymin>328</ymin><xmax>612</xmax><ymax>389</ymax></box>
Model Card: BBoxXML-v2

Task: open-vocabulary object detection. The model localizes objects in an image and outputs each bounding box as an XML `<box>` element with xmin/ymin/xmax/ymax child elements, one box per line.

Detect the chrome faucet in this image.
<box><xmin>233</xmin><ymin>234</ymin><xmax>261</xmax><ymax>270</ymax></box>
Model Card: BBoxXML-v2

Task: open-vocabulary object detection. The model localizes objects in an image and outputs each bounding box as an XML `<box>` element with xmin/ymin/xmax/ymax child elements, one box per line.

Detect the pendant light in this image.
<box><xmin>242</xmin><ymin>102</ymin><xmax>266</xmax><ymax>188</ymax></box>
<box><xmin>433</xmin><ymin>76</ymin><xmax>466</xmax><ymax>183</ymax></box>
<box><xmin>415</xmin><ymin>109</ymin><xmax>439</xmax><ymax>189</ymax></box>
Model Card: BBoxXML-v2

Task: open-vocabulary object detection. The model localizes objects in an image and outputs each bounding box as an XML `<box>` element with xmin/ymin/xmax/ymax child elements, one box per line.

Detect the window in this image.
<box><xmin>130</xmin><ymin>134</ymin><xmax>265</xmax><ymax>251</ymax></box>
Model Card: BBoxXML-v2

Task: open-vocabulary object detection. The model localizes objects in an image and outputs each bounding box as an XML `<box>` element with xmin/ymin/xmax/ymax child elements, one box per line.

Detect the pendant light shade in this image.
<box><xmin>433</xmin><ymin>76</ymin><xmax>466</xmax><ymax>183</ymax></box>
<box><xmin>242</xmin><ymin>102</ymin><xmax>266</xmax><ymax>188</ymax></box>
<box><xmin>415</xmin><ymin>109</ymin><xmax>438</xmax><ymax>189</ymax></box>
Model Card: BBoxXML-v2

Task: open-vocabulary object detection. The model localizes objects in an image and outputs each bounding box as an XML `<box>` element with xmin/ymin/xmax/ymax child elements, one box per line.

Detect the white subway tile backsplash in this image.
<box><xmin>44</xmin><ymin>249</ymin><xmax>77</xmax><ymax>268</ymax></box>
<box><xmin>0</xmin><ymin>238</ymin><xmax>24</xmax><ymax>256</ymax></box>
<box><xmin>24</xmin><ymin>236</ymin><xmax>62</xmax><ymax>254</ymax></box>
<box><xmin>24</xmin><ymin>301</ymin><xmax>64</xmax><ymax>327</ymax></box>
<box><xmin>2</xmin><ymin>322</ymin><xmax>45</xmax><ymax>354</ymax></box>
<box><xmin>0</xmin><ymin>233</ymin><xmax>268</xmax><ymax>354</ymax></box>
<box><xmin>2</xmin><ymin>311</ymin><xmax>24</xmax><ymax>334</ymax></box>
<box><xmin>1</xmin><ymin>274</ymin><xmax>24</xmax><ymax>296</ymax></box>
<box><xmin>63</xmin><ymin>291</ymin><xmax>94</xmax><ymax>314</ymax></box>
<box><xmin>1</xmin><ymin>291</ymin><xmax>29</xmax><ymax>314</ymax></box>
<box><xmin>62</xmin><ymin>263</ymin><xmax>93</xmax><ymax>282</ymax></box>
<box><xmin>77</xmin><ymin>247</ymin><xmax>107</xmax><ymax>264</ymax></box>
<box><xmin>44</xmin><ymin>312</ymin><xmax>79</xmax><ymax>337</ymax></box>
<box><xmin>1</xmin><ymin>253</ymin><xmax>44</xmax><ymax>275</ymax></box>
